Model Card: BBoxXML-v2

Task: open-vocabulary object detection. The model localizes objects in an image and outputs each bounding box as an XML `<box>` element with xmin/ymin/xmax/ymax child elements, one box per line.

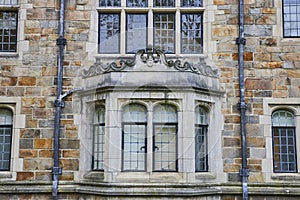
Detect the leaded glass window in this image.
<box><xmin>122</xmin><ymin>104</ymin><xmax>147</xmax><ymax>171</ymax></box>
<box><xmin>0</xmin><ymin>12</ymin><xmax>17</xmax><ymax>52</ymax></box>
<box><xmin>98</xmin><ymin>0</ymin><xmax>203</xmax><ymax>54</ymax></box>
<box><xmin>195</xmin><ymin>106</ymin><xmax>208</xmax><ymax>172</ymax></box>
<box><xmin>0</xmin><ymin>0</ymin><xmax>17</xmax><ymax>5</ymax></box>
<box><xmin>272</xmin><ymin>110</ymin><xmax>297</xmax><ymax>173</ymax></box>
<box><xmin>0</xmin><ymin>108</ymin><xmax>13</xmax><ymax>171</ymax></box>
<box><xmin>283</xmin><ymin>0</ymin><xmax>300</xmax><ymax>37</ymax></box>
<box><xmin>92</xmin><ymin>105</ymin><xmax>105</xmax><ymax>170</ymax></box>
<box><xmin>153</xmin><ymin>104</ymin><xmax>177</xmax><ymax>171</ymax></box>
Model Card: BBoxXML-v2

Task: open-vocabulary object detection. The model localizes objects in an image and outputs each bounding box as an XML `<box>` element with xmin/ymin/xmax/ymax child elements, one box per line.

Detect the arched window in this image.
<box><xmin>272</xmin><ymin>110</ymin><xmax>297</xmax><ymax>173</ymax></box>
<box><xmin>0</xmin><ymin>108</ymin><xmax>13</xmax><ymax>170</ymax></box>
<box><xmin>153</xmin><ymin>104</ymin><xmax>178</xmax><ymax>171</ymax></box>
<box><xmin>92</xmin><ymin>105</ymin><xmax>105</xmax><ymax>170</ymax></box>
<box><xmin>195</xmin><ymin>106</ymin><xmax>208</xmax><ymax>172</ymax></box>
<box><xmin>122</xmin><ymin>103</ymin><xmax>147</xmax><ymax>171</ymax></box>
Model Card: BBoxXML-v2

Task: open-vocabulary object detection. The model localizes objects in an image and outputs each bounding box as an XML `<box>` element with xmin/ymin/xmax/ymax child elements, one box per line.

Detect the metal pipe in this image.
<box><xmin>52</xmin><ymin>0</ymin><xmax>66</xmax><ymax>199</ymax></box>
<box><xmin>236</xmin><ymin>0</ymin><xmax>249</xmax><ymax>199</ymax></box>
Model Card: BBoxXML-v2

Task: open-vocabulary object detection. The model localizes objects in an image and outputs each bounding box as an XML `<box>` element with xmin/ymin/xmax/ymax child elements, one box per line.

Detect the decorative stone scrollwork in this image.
<box><xmin>82</xmin><ymin>47</ymin><xmax>219</xmax><ymax>78</ymax></box>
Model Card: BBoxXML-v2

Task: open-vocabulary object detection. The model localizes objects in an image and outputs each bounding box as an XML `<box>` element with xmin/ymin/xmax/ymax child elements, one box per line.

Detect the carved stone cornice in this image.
<box><xmin>82</xmin><ymin>48</ymin><xmax>219</xmax><ymax>78</ymax></box>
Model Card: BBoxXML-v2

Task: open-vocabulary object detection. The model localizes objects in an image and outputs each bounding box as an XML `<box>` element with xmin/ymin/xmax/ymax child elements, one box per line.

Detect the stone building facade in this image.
<box><xmin>0</xmin><ymin>0</ymin><xmax>300</xmax><ymax>199</ymax></box>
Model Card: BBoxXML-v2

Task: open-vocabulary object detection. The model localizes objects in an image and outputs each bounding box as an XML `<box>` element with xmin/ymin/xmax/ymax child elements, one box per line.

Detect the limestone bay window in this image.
<box><xmin>78</xmin><ymin>49</ymin><xmax>225</xmax><ymax>183</ymax></box>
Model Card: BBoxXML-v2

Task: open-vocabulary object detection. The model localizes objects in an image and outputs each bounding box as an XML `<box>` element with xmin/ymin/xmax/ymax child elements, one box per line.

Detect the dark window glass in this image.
<box><xmin>99</xmin><ymin>14</ymin><xmax>120</xmax><ymax>53</ymax></box>
<box><xmin>181</xmin><ymin>13</ymin><xmax>203</xmax><ymax>54</ymax></box>
<box><xmin>195</xmin><ymin>106</ymin><xmax>208</xmax><ymax>172</ymax></box>
<box><xmin>127</xmin><ymin>0</ymin><xmax>147</xmax><ymax>7</ymax></box>
<box><xmin>181</xmin><ymin>0</ymin><xmax>202</xmax><ymax>7</ymax></box>
<box><xmin>100</xmin><ymin>0</ymin><xmax>120</xmax><ymax>6</ymax></box>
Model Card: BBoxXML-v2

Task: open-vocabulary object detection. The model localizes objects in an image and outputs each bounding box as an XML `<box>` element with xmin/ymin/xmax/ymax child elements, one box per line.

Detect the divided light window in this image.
<box><xmin>98</xmin><ymin>0</ymin><xmax>203</xmax><ymax>54</ymax></box>
<box><xmin>272</xmin><ymin>110</ymin><xmax>297</xmax><ymax>173</ymax></box>
<box><xmin>195</xmin><ymin>106</ymin><xmax>208</xmax><ymax>172</ymax></box>
<box><xmin>92</xmin><ymin>105</ymin><xmax>105</xmax><ymax>170</ymax></box>
<box><xmin>0</xmin><ymin>0</ymin><xmax>18</xmax><ymax>52</ymax></box>
<box><xmin>0</xmin><ymin>108</ymin><xmax>13</xmax><ymax>171</ymax></box>
<box><xmin>283</xmin><ymin>0</ymin><xmax>300</xmax><ymax>37</ymax></box>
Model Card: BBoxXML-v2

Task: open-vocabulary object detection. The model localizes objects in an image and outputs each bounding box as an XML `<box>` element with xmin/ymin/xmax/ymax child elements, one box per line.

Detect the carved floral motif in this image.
<box><xmin>82</xmin><ymin>48</ymin><xmax>219</xmax><ymax>78</ymax></box>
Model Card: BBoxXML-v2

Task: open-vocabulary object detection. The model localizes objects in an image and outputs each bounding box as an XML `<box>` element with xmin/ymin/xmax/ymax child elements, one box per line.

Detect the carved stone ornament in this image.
<box><xmin>82</xmin><ymin>47</ymin><xmax>219</xmax><ymax>78</ymax></box>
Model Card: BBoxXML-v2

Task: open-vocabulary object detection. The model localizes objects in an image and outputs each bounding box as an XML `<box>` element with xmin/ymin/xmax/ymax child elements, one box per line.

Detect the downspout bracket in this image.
<box><xmin>52</xmin><ymin>167</ymin><xmax>62</xmax><ymax>175</ymax></box>
<box><xmin>236</xmin><ymin>38</ymin><xmax>246</xmax><ymax>45</ymax></box>
<box><xmin>56</xmin><ymin>37</ymin><xmax>67</xmax><ymax>46</ymax></box>
<box><xmin>239</xmin><ymin>168</ymin><xmax>250</xmax><ymax>177</ymax></box>
<box><xmin>237</xmin><ymin>102</ymin><xmax>248</xmax><ymax>110</ymax></box>
<box><xmin>54</xmin><ymin>99</ymin><xmax>65</xmax><ymax>108</ymax></box>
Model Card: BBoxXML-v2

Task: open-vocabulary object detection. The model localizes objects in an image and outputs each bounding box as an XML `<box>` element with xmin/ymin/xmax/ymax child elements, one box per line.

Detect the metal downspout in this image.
<box><xmin>52</xmin><ymin>0</ymin><xmax>66</xmax><ymax>199</ymax></box>
<box><xmin>236</xmin><ymin>0</ymin><xmax>250</xmax><ymax>199</ymax></box>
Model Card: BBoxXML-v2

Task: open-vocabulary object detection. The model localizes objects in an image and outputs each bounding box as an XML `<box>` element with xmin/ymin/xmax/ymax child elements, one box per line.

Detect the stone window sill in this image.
<box><xmin>0</xmin><ymin>53</ymin><xmax>19</xmax><ymax>58</ymax></box>
<box><xmin>271</xmin><ymin>173</ymin><xmax>300</xmax><ymax>181</ymax></box>
<box><xmin>0</xmin><ymin>172</ymin><xmax>12</xmax><ymax>179</ymax></box>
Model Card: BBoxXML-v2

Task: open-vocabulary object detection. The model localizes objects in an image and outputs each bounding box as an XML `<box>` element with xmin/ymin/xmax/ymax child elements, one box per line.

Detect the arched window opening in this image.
<box><xmin>195</xmin><ymin>106</ymin><xmax>208</xmax><ymax>172</ymax></box>
<box><xmin>153</xmin><ymin>104</ymin><xmax>178</xmax><ymax>171</ymax></box>
<box><xmin>272</xmin><ymin>109</ymin><xmax>297</xmax><ymax>173</ymax></box>
<box><xmin>92</xmin><ymin>105</ymin><xmax>105</xmax><ymax>170</ymax></box>
<box><xmin>0</xmin><ymin>108</ymin><xmax>13</xmax><ymax>171</ymax></box>
<box><xmin>122</xmin><ymin>103</ymin><xmax>147</xmax><ymax>171</ymax></box>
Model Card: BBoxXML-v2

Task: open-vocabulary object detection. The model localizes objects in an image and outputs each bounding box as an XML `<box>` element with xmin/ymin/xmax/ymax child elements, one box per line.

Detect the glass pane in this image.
<box><xmin>127</xmin><ymin>0</ymin><xmax>147</xmax><ymax>7</ymax></box>
<box><xmin>154</xmin><ymin>14</ymin><xmax>175</xmax><ymax>53</ymax></box>
<box><xmin>0</xmin><ymin>0</ymin><xmax>18</xmax><ymax>5</ymax></box>
<box><xmin>195</xmin><ymin>126</ymin><xmax>207</xmax><ymax>171</ymax></box>
<box><xmin>99</xmin><ymin>0</ymin><xmax>120</xmax><ymax>6</ymax></box>
<box><xmin>154</xmin><ymin>0</ymin><xmax>174</xmax><ymax>7</ymax></box>
<box><xmin>181</xmin><ymin>0</ymin><xmax>202</xmax><ymax>7</ymax></box>
<box><xmin>153</xmin><ymin>104</ymin><xmax>177</xmax><ymax>123</ymax></box>
<box><xmin>93</xmin><ymin>106</ymin><xmax>105</xmax><ymax>170</ymax></box>
<box><xmin>122</xmin><ymin>104</ymin><xmax>147</xmax><ymax>123</ymax></box>
<box><xmin>99</xmin><ymin>14</ymin><xmax>120</xmax><ymax>53</ymax></box>
<box><xmin>181</xmin><ymin>14</ymin><xmax>203</xmax><ymax>54</ymax></box>
<box><xmin>0</xmin><ymin>12</ymin><xmax>17</xmax><ymax>52</ymax></box>
<box><xmin>126</xmin><ymin>14</ymin><xmax>147</xmax><ymax>53</ymax></box>
<box><xmin>123</xmin><ymin>124</ymin><xmax>146</xmax><ymax>171</ymax></box>
<box><xmin>283</xmin><ymin>0</ymin><xmax>300</xmax><ymax>37</ymax></box>
<box><xmin>195</xmin><ymin>106</ymin><xmax>207</xmax><ymax>125</ymax></box>
<box><xmin>0</xmin><ymin>109</ymin><xmax>13</xmax><ymax>125</ymax></box>
<box><xmin>153</xmin><ymin>124</ymin><xmax>177</xmax><ymax>171</ymax></box>
<box><xmin>272</xmin><ymin>127</ymin><xmax>297</xmax><ymax>173</ymax></box>
<box><xmin>272</xmin><ymin>110</ymin><xmax>295</xmax><ymax>127</ymax></box>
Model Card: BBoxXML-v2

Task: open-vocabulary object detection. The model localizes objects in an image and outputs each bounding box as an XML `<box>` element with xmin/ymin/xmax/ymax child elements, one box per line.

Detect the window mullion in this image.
<box><xmin>148</xmin><ymin>8</ymin><xmax>153</xmax><ymax>47</ymax></box>
<box><xmin>120</xmin><ymin>9</ymin><xmax>126</xmax><ymax>55</ymax></box>
<box><xmin>175</xmin><ymin>8</ymin><xmax>180</xmax><ymax>55</ymax></box>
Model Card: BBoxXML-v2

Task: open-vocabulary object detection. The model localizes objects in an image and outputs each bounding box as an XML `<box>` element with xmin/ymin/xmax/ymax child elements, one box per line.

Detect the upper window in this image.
<box><xmin>0</xmin><ymin>0</ymin><xmax>18</xmax><ymax>52</ymax></box>
<box><xmin>92</xmin><ymin>105</ymin><xmax>105</xmax><ymax>170</ymax></box>
<box><xmin>195</xmin><ymin>106</ymin><xmax>208</xmax><ymax>172</ymax></box>
<box><xmin>272</xmin><ymin>110</ymin><xmax>297</xmax><ymax>173</ymax></box>
<box><xmin>98</xmin><ymin>0</ymin><xmax>203</xmax><ymax>54</ymax></box>
<box><xmin>0</xmin><ymin>108</ymin><xmax>13</xmax><ymax>171</ymax></box>
<box><xmin>283</xmin><ymin>0</ymin><xmax>300</xmax><ymax>37</ymax></box>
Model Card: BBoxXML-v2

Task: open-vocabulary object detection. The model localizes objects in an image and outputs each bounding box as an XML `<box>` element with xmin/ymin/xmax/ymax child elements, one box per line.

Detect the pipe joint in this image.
<box><xmin>54</xmin><ymin>99</ymin><xmax>65</xmax><ymax>108</ymax></box>
<box><xmin>56</xmin><ymin>37</ymin><xmax>67</xmax><ymax>46</ymax></box>
<box><xmin>239</xmin><ymin>168</ymin><xmax>250</xmax><ymax>177</ymax></box>
<box><xmin>52</xmin><ymin>167</ymin><xmax>62</xmax><ymax>175</ymax></box>
<box><xmin>236</xmin><ymin>37</ymin><xmax>246</xmax><ymax>45</ymax></box>
<box><xmin>237</xmin><ymin>102</ymin><xmax>248</xmax><ymax>110</ymax></box>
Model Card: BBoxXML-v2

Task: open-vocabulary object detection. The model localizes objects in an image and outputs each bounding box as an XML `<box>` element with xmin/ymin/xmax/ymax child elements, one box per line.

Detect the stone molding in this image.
<box><xmin>82</xmin><ymin>48</ymin><xmax>219</xmax><ymax>78</ymax></box>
